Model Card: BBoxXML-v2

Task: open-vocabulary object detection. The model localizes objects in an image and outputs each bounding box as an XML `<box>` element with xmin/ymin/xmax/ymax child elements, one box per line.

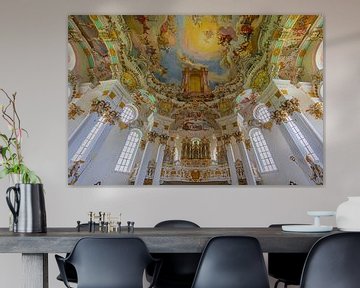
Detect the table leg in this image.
<box><xmin>22</xmin><ymin>253</ymin><xmax>48</xmax><ymax>288</ymax></box>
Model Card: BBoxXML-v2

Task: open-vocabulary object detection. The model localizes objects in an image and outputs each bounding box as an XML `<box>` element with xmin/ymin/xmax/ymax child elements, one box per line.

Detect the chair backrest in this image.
<box><xmin>155</xmin><ymin>220</ymin><xmax>200</xmax><ymax>228</ymax></box>
<box><xmin>67</xmin><ymin>237</ymin><xmax>153</xmax><ymax>288</ymax></box>
<box><xmin>191</xmin><ymin>236</ymin><xmax>270</xmax><ymax>288</ymax></box>
<box><xmin>300</xmin><ymin>232</ymin><xmax>360</xmax><ymax>288</ymax></box>
<box><xmin>152</xmin><ymin>220</ymin><xmax>201</xmax><ymax>282</ymax></box>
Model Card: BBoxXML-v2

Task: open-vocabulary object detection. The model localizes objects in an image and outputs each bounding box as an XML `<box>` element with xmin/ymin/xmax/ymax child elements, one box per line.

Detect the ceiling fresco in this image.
<box><xmin>68</xmin><ymin>15</ymin><xmax>323</xmax><ymax>132</ymax></box>
<box><xmin>123</xmin><ymin>15</ymin><xmax>262</xmax><ymax>90</ymax></box>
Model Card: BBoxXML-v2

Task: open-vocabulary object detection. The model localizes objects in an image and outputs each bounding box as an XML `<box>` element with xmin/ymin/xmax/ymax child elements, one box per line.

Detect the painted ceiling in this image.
<box><xmin>68</xmin><ymin>15</ymin><xmax>323</xmax><ymax>131</ymax></box>
<box><xmin>123</xmin><ymin>15</ymin><xmax>262</xmax><ymax>89</ymax></box>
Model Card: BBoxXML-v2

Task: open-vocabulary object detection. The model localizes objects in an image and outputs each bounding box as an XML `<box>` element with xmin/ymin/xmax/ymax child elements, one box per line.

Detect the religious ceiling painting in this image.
<box><xmin>68</xmin><ymin>15</ymin><xmax>324</xmax><ymax>186</ymax></box>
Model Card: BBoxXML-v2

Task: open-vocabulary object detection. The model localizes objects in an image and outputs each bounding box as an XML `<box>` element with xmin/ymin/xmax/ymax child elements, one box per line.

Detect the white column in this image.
<box><xmin>135</xmin><ymin>132</ymin><xmax>157</xmax><ymax>185</ymax></box>
<box><xmin>153</xmin><ymin>144</ymin><xmax>166</xmax><ymax>185</ymax></box>
<box><xmin>236</xmin><ymin>140</ymin><xmax>257</xmax><ymax>185</ymax></box>
<box><xmin>223</xmin><ymin>136</ymin><xmax>238</xmax><ymax>185</ymax></box>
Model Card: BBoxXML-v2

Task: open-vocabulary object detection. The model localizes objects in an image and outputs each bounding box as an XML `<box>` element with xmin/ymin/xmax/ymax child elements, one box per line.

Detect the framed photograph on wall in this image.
<box><xmin>67</xmin><ymin>15</ymin><xmax>323</xmax><ymax>186</ymax></box>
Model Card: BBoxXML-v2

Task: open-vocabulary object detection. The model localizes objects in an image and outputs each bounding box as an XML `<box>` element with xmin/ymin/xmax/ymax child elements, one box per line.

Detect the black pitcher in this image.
<box><xmin>6</xmin><ymin>183</ymin><xmax>47</xmax><ymax>233</ymax></box>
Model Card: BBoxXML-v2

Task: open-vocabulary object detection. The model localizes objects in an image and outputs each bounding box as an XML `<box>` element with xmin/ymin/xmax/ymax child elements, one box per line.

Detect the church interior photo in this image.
<box><xmin>67</xmin><ymin>15</ymin><xmax>324</xmax><ymax>186</ymax></box>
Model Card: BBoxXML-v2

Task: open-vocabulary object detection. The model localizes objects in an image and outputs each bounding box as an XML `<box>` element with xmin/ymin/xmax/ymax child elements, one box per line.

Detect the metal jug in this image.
<box><xmin>6</xmin><ymin>183</ymin><xmax>47</xmax><ymax>233</ymax></box>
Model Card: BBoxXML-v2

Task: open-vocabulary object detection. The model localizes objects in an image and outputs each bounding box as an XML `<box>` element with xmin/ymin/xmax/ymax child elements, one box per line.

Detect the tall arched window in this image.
<box><xmin>72</xmin><ymin>116</ymin><xmax>106</xmax><ymax>162</ymax></box>
<box><xmin>115</xmin><ymin>129</ymin><xmax>142</xmax><ymax>172</ymax></box>
<box><xmin>318</xmin><ymin>82</ymin><xmax>324</xmax><ymax>101</ymax></box>
<box><xmin>120</xmin><ymin>105</ymin><xmax>138</xmax><ymax>124</ymax></box>
<box><xmin>250</xmin><ymin>128</ymin><xmax>277</xmax><ymax>172</ymax></box>
<box><xmin>285</xmin><ymin>117</ymin><xmax>319</xmax><ymax>162</ymax></box>
<box><xmin>315</xmin><ymin>41</ymin><xmax>323</xmax><ymax>70</ymax></box>
<box><xmin>68</xmin><ymin>43</ymin><xmax>76</xmax><ymax>71</ymax></box>
<box><xmin>253</xmin><ymin>104</ymin><xmax>271</xmax><ymax>123</ymax></box>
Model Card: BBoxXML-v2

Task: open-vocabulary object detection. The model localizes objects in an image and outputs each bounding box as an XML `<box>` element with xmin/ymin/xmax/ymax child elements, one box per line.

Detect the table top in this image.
<box><xmin>0</xmin><ymin>227</ymin><xmax>340</xmax><ymax>254</ymax></box>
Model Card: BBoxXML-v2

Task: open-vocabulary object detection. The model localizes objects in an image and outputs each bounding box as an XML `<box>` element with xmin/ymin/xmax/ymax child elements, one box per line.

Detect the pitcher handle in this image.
<box><xmin>6</xmin><ymin>186</ymin><xmax>20</xmax><ymax>224</ymax></box>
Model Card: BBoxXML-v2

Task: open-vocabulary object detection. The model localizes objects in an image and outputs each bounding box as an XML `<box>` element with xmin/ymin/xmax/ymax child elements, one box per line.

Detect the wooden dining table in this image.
<box><xmin>0</xmin><ymin>226</ymin><xmax>339</xmax><ymax>288</ymax></box>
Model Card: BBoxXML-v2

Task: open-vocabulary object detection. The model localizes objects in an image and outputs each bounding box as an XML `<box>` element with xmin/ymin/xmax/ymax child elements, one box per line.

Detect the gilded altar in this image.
<box><xmin>160</xmin><ymin>163</ymin><xmax>231</xmax><ymax>183</ymax></box>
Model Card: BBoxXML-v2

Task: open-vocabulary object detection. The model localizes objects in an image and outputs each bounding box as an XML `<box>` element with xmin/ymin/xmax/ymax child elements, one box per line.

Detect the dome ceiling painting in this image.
<box><xmin>124</xmin><ymin>15</ymin><xmax>262</xmax><ymax>90</ymax></box>
<box><xmin>69</xmin><ymin>15</ymin><xmax>323</xmax><ymax>120</ymax></box>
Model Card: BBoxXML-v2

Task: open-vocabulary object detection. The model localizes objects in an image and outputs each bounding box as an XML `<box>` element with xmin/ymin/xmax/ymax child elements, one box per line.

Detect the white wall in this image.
<box><xmin>0</xmin><ymin>0</ymin><xmax>360</xmax><ymax>287</ymax></box>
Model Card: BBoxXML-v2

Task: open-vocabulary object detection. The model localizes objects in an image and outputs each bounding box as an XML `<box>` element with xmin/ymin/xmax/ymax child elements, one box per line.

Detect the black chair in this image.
<box><xmin>148</xmin><ymin>220</ymin><xmax>201</xmax><ymax>288</ymax></box>
<box><xmin>56</xmin><ymin>223</ymin><xmax>99</xmax><ymax>284</ymax></box>
<box><xmin>191</xmin><ymin>236</ymin><xmax>270</xmax><ymax>288</ymax></box>
<box><xmin>300</xmin><ymin>232</ymin><xmax>360</xmax><ymax>288</ymax></box>
<box><xmin>268</xmin><ymin>224</ymin><xmax>308</xmax><ymax>288</ymax></box>
<box><xmin>55</xmin><ymin>237</ymin><xmax>160</xmax><ymax>288</ymax></box>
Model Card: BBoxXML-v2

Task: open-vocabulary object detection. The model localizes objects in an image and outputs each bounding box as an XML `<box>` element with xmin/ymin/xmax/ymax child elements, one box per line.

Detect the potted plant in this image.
<box><xmin>0</xmin><ymin>89</ymin><xmax>40</xmax><ymax>183</ymax></box>
<box><xmin>0</xmin><ymin>88</ymin><xmax>46</xmax><ymax>233</ymax></box>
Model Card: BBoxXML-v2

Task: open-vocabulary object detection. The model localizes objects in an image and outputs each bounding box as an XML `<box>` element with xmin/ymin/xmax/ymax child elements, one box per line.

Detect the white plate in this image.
<box><xmin>338</xmin><ymin>227</ymin><xmax>360</xmax><ymax>232</ymax></box>
<box><xmin>307</xmin><ymin>211</ymin><xmax>336</xmax><ymax>217</ymax></box>
<box><xmin>282</xmin><ymin>225</ymin><xmax>333</xmax><ymax>232</ymax></box>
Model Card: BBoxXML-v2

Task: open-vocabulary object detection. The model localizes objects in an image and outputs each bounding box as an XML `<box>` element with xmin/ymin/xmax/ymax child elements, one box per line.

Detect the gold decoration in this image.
<box><xmin>290</xmin><ymin>155</ymin><xmax>323</xmax><ymax>185</ymax></box>
<box><xmin>147</xmin><ymin>131</ymin><xmax>158</xmax><ymax>142</ymax></box>
<box><xmin>280</xmin><ymin>89</ymin><xmax>288</xmax><ymax>95</ymax></box>
<box><xmin>118</xmin><ymin>122</ymin><xmax>128</xmax><ymax>130</ymax></box>
<box><xmin>218</xmin><ymin>98</ymin><xmax>233</xmax><ymax>116</ymax></box>
<box><xmin>68</xmin><ymin>72</ymin><xmax>78</xmax><ymax>87</ymax></box>
<box><xmin>190</xmin><ymin>170</ymin><xmax>201</xmax><ymax>181</ymax></box>
<box><xmin>68</xmin><ymin>103</ymin><xmax>84</xmax><ymax>120</ymax></box>
<box><xmin>309</xmin><ymin>27</ymin><xmax>323</xmax><ymax>41</ymax></box>
<box><xmin>159</xmin><ymin>134</ymin><xmax>169</xmax><ymax>145</ymax></box>
<box><xmin>245</xmin><ymin>139</ymin><xmax>252</xmax><ymax>150</ymax></box>
<box><xmin>305</xmin><ymin>154</ymin><xmax>323</xmax><ymax>185</ymax></box>
<box><xmin>280</xmin><ymin>98</ymin><xmax>300</xmax><ymax>115</ymax></box>
<box><xmin>233</xmin><ymin>131</ymin><xmax>244</xmax><ymax>143</ymax></box>
<box><xmin>262</xmin><ymin>121</ymin><xmax>273</xmax><ymax>130</ymax></box>
<box><xmin>251</xmin><ymin>70</ymin><xmax>270</xmax><ymax>92</ymax></box>
<box><xmin>90</xmin><ymin>98</ymin><xmax>111</xmax><ymax>115</ymax></box>
<box><xmin>158</xmin><ymin>99</ymin><xmax>173</xmax><ymax>116</ymax></box>
<box><xmin>103</xmin><ymin>110</ymin><xmax>120</xmax><ymax>125</ymax></box>
<box><xmin>121</xmin><ymin>71</ymin><xmax>138</xmax><ymax>91</ymax></box>
<box><xmin>306</xmin><ymin>102</ymin><xmax>323</xmax><ymax>120</ymax></box>
<box><xmin>222</xmin><ymin>134</ymin><xmax>231</xmax><ymax>145</ymax></box>
<box><xmin>271</xmin><ymin>109</ymin><xmax>288</xmax><ymax>125</ymax></box>
<box><xmin>68</xmin><ymin>160</ymin><xmax>84</xmax><ymax>185</ymax></box>
<box><xmin>139</xmin><ymin>139</ymin><xmax>146</xmax><ymax>150</ymax></box>
<box><xmin>90</xmin><ymin>98</ymin><xmax>122</xmax><ymax>125</ymax></box>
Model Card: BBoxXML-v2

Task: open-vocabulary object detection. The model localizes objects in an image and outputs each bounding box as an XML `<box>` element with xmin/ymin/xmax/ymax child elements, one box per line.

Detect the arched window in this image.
<box><xmin>250</xmin><ymin>128</ymin><xmax>277</xmax><ymax>172</ymax></box>
<box><xmin>253</xmin><ymin>104</ymin><xmax>271</xmax><ymax>123</ymax></box>
<box><xmin>285</xmin><ymin>117</ymin><xmax>319</xmax><ymax>162</ymax></box>
<box><xmin>115</xmin><ymin>129</ymin><xmax>142</xmax><ymax>172</ymax></box>
<box><xmin>72</xmin><ymin>116</ymin><xmax>106</xmax><ymax>162</ymax></box>
<box><xmin>120</xmin><ymin>105</ymin><xmax>138</xmax><ymax>124</ymax></box>
<box><xmin>318</xmin><ymin>82</ymin><xmax>324</xmax><ymax>101</ymax></box>
<box><xmin>174</xmin><ymin>147</ymin><xmax>179</xmax><ymax>162</ymax></box>
<box><xmin>68</xmin><ymin>43</ymin><xmax>76</xmax><ymax>71</ymax></box>
<box><xmin>315</xmin><ymin>41</ymin><xmax>323</xmax><ymax>70</ymax></box>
